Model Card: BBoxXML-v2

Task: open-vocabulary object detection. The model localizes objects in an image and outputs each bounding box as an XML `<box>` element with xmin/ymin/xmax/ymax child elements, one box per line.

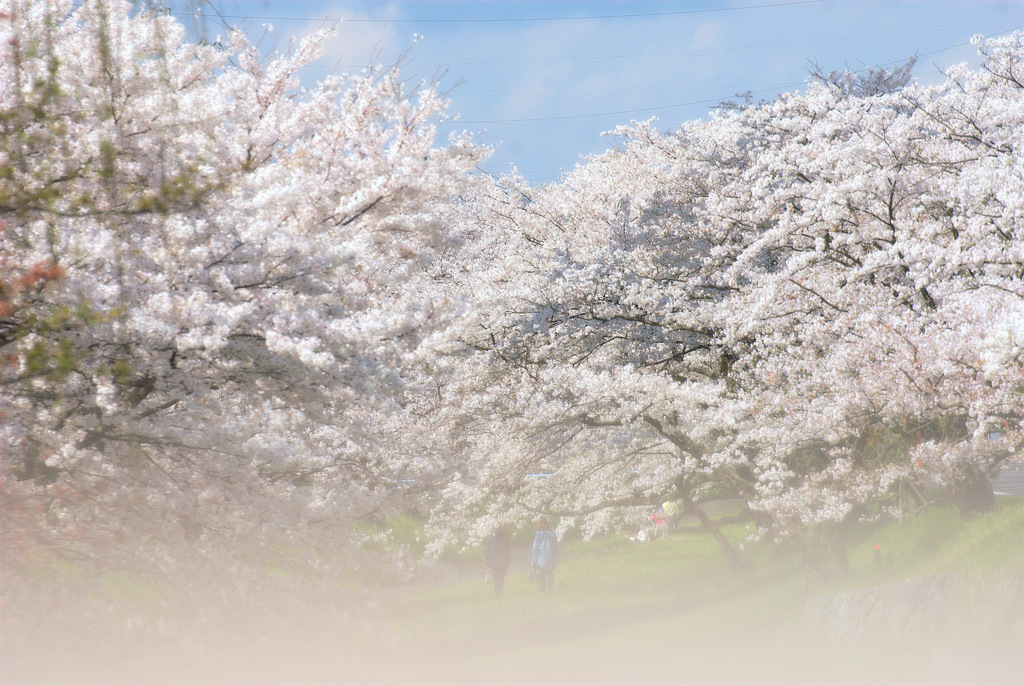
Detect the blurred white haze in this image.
<box><xmin>2</xmin><ymin>1</ymin><xmax>1023</xmax><ymax>685</ymax></box>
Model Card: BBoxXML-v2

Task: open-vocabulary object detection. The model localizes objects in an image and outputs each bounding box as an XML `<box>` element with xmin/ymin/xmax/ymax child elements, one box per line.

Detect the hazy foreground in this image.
<box><xmin>3</xmin><ymin>501</ymin><xmax>1022</xmax><ymax>685</ymax></box>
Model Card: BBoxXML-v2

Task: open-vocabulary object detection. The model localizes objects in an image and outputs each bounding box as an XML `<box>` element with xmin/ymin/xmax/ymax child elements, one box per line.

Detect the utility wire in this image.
<box><xmin>305</xmin><ymin>20</ymin><xmax>1022</xmax><ymax>70</ymax></box>
<box><xmin>177</xmin><ymin>0</ymin><xmax>827</xmax><ymax>24</ymax></box>
<box><xmin>171</xmin><ymin>2</ymin><xmax>1023</xmax><ymax>177</ymax></box>
<box><xmin>868</xmin><ymin>23</ymin><xmax>1023</xmax><ymax>68</ymax></box>
<box><xmin>457</xmin><ymin>86</ymin><xmax>741</xmax><ymax>98</ymax></box>
<box><xmin>435</xmin><ymin>25</ymin><xmax>1023</xmax><ymax>125</ymax></box>
<box><xmin>440</xmin><ymin>84</ymin><xmax>798</xmax><ymax>124</ymax></box>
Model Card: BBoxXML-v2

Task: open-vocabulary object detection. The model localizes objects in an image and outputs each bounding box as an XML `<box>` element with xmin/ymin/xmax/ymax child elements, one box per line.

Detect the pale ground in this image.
<box><xmin>4</xmin><ymin>496</ymin><xmax>1022</xmax><ymax>685</ymax></box>
<box><xmin>5</xmin><ymin>567</ymin><xmax>1022</xmax><ymax>686</ymax></box>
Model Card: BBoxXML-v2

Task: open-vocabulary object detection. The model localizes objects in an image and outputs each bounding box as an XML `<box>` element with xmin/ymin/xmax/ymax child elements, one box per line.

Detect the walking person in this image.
<box><xmin>531</xmin><ymin>517</ymin><xmax>557</xmax><ymax>592</ymax></box>
<box><xmin>484</xmin><ymin>524</ymin><xmax>512</xmax><ymax>598</ymax></box>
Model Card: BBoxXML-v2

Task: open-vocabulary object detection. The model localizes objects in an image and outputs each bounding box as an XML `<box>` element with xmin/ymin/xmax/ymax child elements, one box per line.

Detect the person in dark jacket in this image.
<box><xmin>484</xmin><ymin>524</ymin><xmax>513</xmax><ymax>598</ymax></box>
<box><xmin>531</xmin><ymin>517</ymin><xmax>557</xmax><ymax>592</ymax></box>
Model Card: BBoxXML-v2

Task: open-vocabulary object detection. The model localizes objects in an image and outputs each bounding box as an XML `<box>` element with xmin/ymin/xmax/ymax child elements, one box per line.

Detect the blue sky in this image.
<box><xmin>169</xmin><ymin>1</ymin><xmax>1024</xmax><ymax>184</ymax></box>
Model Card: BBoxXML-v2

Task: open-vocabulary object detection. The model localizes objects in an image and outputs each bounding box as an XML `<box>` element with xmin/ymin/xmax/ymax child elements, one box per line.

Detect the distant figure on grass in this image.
<box><xmin>484</xmin><ymin>524</ymin><xmax>512</xmax><ymax>598</ymax></box>
<box><xmin>661</xmin><ymin>500</ymin><xmax>681</xmax><ymax>531</ymax></box>
<box><xmin>628</xmin><ymin>505</ymin><xmax>671</xmax><ymax>543</ymax></box>
<box><xmin>650</xmin><ymin>505</ymin><xmax>666</xmax><ymax>531</ymax></box>
<box><xmin>531</xmin><ymin>517</ymin><xmax>557</xmax><ymax>592</ymax></box>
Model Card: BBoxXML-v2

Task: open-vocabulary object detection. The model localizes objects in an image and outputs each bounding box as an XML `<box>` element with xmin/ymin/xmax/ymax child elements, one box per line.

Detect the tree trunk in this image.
<box><xmin>951</xmin><ymin>469</ymin><xmax>996</xmax><ymax>519</ymax></box>
<box><xmin>683</xmin><ymin>500</ymin><xmax>747</xmax><ymax>571</ymax></box>
<box><xmin>801</xmin><ymin>522</ymin><xmax>849</xmax><ymax>588</ymax></box>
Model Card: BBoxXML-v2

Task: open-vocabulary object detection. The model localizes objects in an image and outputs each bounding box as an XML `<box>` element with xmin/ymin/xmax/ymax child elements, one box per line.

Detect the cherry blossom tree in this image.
<box><xmin>0</xmin><ymin>0</ymin><xmax>485</xmax><ymax>660</ymax></box>
<box><xmin>725</xmin><ymin>32</ymin><xmax>1024</xmax><ymax>561</ymax></box>
<box><xmin>424</xmin><ymin>125</ymin><xmax>765</xmax><ymax>570</ymax></box>
<box><xmin>5</xmin><ymin>7</ymin><xmax>1022</xmax><ymax>657</ymax></box>
<box><xmin>428</xmin><ymin>33</ymin><xmax>1024</xmax><ymax>578</ymax></box>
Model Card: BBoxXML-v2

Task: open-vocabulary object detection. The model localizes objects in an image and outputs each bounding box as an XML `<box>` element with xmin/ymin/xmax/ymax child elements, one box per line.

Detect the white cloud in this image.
<box><xmin>284</xmin><ymin>3</ymin><xmax>405</xmax><ymax>76</ymax></box>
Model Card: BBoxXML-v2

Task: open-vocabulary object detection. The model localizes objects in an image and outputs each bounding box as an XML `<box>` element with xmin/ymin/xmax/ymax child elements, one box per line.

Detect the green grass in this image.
<box><xmin>841</xmin><ymin>496</ymin><xmax>1024</xmax><ymax>585</ymax></box>
<box><xmin>370</xmin><ymin>500</ymin><xmax>1024</xmax><ymax>685</ymax></box>
<box><xmin>391</xmin><ymin>521</ymin><xmax>775</xmax><ymax>638</ymax></box>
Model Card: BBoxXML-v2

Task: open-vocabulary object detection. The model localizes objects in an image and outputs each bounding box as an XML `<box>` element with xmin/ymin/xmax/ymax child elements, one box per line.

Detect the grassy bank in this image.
<box><xmin>370</xmin><ymin>499</ymin><xmax>1024</xmax><ymax>685</ymax></box>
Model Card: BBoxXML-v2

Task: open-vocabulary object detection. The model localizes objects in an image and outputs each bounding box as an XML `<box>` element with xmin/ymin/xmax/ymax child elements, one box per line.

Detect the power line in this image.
<box><xmin>431</xmin><ymin>24</ymin><xmax>1023</xmax><ymax>126</ymax></box>
<box><xmin>455</xmin><ymin>85</ymin><xmax>740</xmax><ymax>98</ymax></box>
<box><xmin>877</xmin><ymin>23</ymin><xmax>1023</xmax><ymax>65</ymax></box>
<box><xmin>304</xmin><ymin>20</ymin><xmax>1023</xmax><ymax>70</ymax></box>
<box><xmin>176</xmin><ymin>0</ymin><xmax>828</xmax><ymax>24</ymax></box>
<box><xmin>438</xmin><ymin>84</ymin><xmax>802</xmax><ymax>124</ymax></box>
<box><xmin>169</xmin><ymin>3</ymin><xmax>1023</xmax><ymax>183</ymax></box>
